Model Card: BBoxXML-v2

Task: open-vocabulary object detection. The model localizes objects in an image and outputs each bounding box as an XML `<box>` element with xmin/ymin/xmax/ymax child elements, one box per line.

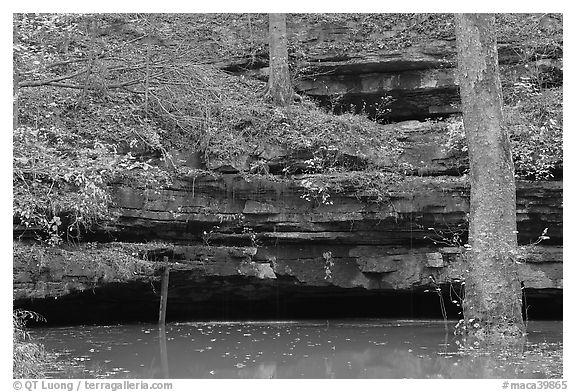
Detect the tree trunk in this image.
<box><xmin>13</xmin><ymin>68</ymin><xmax>19</xmax><ymax>130</ymax></box>
<box><xmin>455</xmin><ymin>14</ymin><xmax>525</xmax><ymax>342</ymax></box>
<box><xmin>265</xmin><ymin>13</ymin><xmax>294</xmax><ymax>106</ymax></box>
<box><xmin>80</xmin><ymin>18</ymin><xmax>97</xmax><ymax>105</ymax></box>
<box><xmin>13</xmin><ymin>31</ymin><xmax>20</xmax><ymax>130</ymax></box>
<box><xmin>144</xmin><ymin>38</ymin><xmax>151</xmax><ymax>118</ymax></box>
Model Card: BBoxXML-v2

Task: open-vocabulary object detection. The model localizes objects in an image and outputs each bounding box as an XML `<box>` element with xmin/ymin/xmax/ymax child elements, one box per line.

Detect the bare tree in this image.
<box><xmin>13</xmin><ymin>67</ymin><xmax>19</xmax><ymax>130</ymax></box>
<box><xmin>263</xmin><ymin>13</ymin><xmax>294</xmax><ymax>106</ymax></box>
<box><xmin>455</xmin><ymin>13</ymin><xmax>525</xmax><ymax>342</ymax></box>
<box><xmin>13</xmin><ymin>30</ymin><xmax>20</xmax><ymax>129</ymax></box>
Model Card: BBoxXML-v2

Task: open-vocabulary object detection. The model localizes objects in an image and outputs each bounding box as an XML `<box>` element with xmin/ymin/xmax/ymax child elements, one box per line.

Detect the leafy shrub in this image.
<box><xmin>432</xmin><ymin>116</ymin><xmax>468</xmax><ymax>156</ymax></box>
<box><xmin>300</xmin><ymin>178</ymin><xmax>334</xmax><ymax>206</ymax></box>
<box><xmin>13</xmin><ymin>125</ymin><xmax>171</xmax><ymax>243</ymax></box>
<box><xmin>13</xmin><ymin>126</ymin><xmax>117</xmax><ymax>243</ymax></box>
<box><xmin>436</xmin><ymin>86</ymin><xmax>562</xmax><ymax>181</ymax></box>
<box><xmin>13</xmin><ymin>310</ymin><xmax>47</xmax><ymax>378</ymax></box>
<box><xmin>298</xmin><ymin>171</ymin><xmax>405</xmax><ymax>206</ymax></box>
<box><xmin>505</xmin><ymin>86</ymin><xmax>562</xmax><ymax>180</ymax></box>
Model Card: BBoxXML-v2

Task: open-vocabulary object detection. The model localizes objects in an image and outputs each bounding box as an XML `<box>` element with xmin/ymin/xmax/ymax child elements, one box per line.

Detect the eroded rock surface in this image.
<box><xmin>14</xmin><ymin>173</ymin><xmax>562</xmax><ymax>321</ymax></box>
<box><xmin>100</xmin><ymin>175</ymin><xmax>562</xmax><ymax>247</ymax></box>
<box><xmin>12</xmin><ymin>18</ymin><xmax>563</xmax><ymax>322</ymax></box>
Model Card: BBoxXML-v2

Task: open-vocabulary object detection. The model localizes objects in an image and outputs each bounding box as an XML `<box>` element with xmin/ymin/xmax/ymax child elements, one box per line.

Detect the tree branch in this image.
<box><xmin>35</xmin><ymin>78</ymin><xmax>143</xmax><ymax>91</ymax></box>
<box><xmin>45</xmin><ymin>55</ymin><xmax>108</xmax><ymax>69</ymax></box>
<box><xmin>19</xmin><ymin>69</ymin><xmax>89</xmax><ymax>88</ymax></box>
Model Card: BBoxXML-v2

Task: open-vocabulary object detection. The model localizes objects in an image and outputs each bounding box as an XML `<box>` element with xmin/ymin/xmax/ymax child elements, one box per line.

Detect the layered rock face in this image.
<box><xmin>235</xmin><ymin>20</ymin><xmax>562</xmax><ymax>122</ymax></box>
<box><xmin>13</xmin><ymin>17</ymin><xmax>563</xmax><ymax>323</ymax></box>
<box><xmin>295</xmin><ymin>44</ymin><xmax>460</xmax><ymax>121</ymax></box>
<box><xmin>14</xmin><ymin>172</ymin><xmax>563</xmax><ymax>322</ymax></box>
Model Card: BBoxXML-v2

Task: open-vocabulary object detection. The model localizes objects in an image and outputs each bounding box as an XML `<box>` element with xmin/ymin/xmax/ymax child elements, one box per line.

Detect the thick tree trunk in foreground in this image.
<box><xmin>265</xmin><ymin>13</ymin><xmax>294</xmax><ymax>106</ymax></box>
<box><xmin>455</xmin><ymin>14</ymin><xmax>525</xmax><ymax>341</ymax></box>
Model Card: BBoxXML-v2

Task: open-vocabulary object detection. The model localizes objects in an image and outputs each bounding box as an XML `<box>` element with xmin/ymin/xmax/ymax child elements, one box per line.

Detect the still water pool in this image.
<box><xmin>32</xmin><ymin>319</ymin><xmax>562</xmax><ymax>379</ymax></box>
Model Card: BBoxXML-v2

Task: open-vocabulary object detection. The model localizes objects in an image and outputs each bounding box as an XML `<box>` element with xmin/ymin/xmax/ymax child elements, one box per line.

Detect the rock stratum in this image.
<box><xmin>14</xmin><ymin>173</ymin><xmax>562</xmax><ymax>323</ymax></box>
<box><xmin>13</xmin><ymin>16</ymin><xmax>563</xmax><ymax>323</ymax></box>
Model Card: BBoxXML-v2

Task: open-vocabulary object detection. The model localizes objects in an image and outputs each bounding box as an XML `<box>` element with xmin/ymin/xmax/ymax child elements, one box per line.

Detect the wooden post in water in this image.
<box><xmin>158</xmin><ymin>324</ymin><xmax>169</xmax><ymax>378</ymax></box>
<box><xmin>158</xmin><ymin>256</ymin><xmax>170</xmax><ymax>325</ymax></box>
<box><xmin>158</xmin><ymin>256</ymin><xmax>170</xmax><ymax>378</ymax></box>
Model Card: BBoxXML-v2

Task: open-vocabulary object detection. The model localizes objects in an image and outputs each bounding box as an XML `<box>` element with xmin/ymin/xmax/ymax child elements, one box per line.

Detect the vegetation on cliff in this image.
<box><xmin>13</xmin><ymin>13</ymin><xmax>562</xmax><ymax>244</ymax></box>
<box><xmin>13</xmin><ymin>240</ymin><xmax>159</xmax><ymax>289</ymax></box>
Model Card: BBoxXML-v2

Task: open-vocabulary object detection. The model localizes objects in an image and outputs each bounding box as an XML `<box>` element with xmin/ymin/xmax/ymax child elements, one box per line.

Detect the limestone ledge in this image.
<box><xmin>13</xmin><ymin>242</ymin><xmax>562</xmax><ymax>301</ymax></box>
<box><xmin>100</xmin><ymin>175</ymin><xmax>562</xmax><ymax>247</ymax></box>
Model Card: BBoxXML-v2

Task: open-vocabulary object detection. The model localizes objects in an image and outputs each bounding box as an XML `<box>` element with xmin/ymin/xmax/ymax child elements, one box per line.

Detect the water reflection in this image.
<box><xmin>32</xmin><ymin>319</ymin><xmax>562</xmax><ymax>379</ymax></box>
<box><xmin>158</xmin><ymin>325</ymin><xmax>169</xmax><ymax>379</ymax></box>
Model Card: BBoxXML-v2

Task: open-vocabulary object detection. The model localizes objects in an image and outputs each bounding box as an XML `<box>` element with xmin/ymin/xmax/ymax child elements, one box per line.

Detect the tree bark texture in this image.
<box><xmin>13</xmin><ymin>32</ymin><xmax>20</xmax><ymax>130</ymax></box>
<box><xmin>266</xmin><ymin>13</ymin><xmax>294</xmax><ymax>106</ymax></box>
<box><xmin>455</xmin><ymin>14</ymin><xmax>525</xmax><ymax>340</ymax></box>
<box><xmin>13</xmin><ymin>68</ymin><xmax>19</xmax><ymax>130</ymax></box>
<box><xmin>80</xmin><ymin>18</ymin><xmax>97</xmax><ymax>105</ymax></box>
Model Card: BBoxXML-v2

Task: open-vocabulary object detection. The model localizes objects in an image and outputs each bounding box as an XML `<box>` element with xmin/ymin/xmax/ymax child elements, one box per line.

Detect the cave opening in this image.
<box><xmin>15</xmin><ymin>279</ymin><xmax>562</xmax><ymax>326</ymax></box>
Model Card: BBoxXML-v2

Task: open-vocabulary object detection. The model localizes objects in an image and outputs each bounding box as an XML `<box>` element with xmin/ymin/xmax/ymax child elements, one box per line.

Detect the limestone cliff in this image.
<box><xmin>14</xmin><ymin>172</ymin><xmax>562</xmax><ymax>322</ymax></box>
<box><xmin>13</xmin><ymin>15</ymin><xmax>563</xmax><ymax>323</ymax></box>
